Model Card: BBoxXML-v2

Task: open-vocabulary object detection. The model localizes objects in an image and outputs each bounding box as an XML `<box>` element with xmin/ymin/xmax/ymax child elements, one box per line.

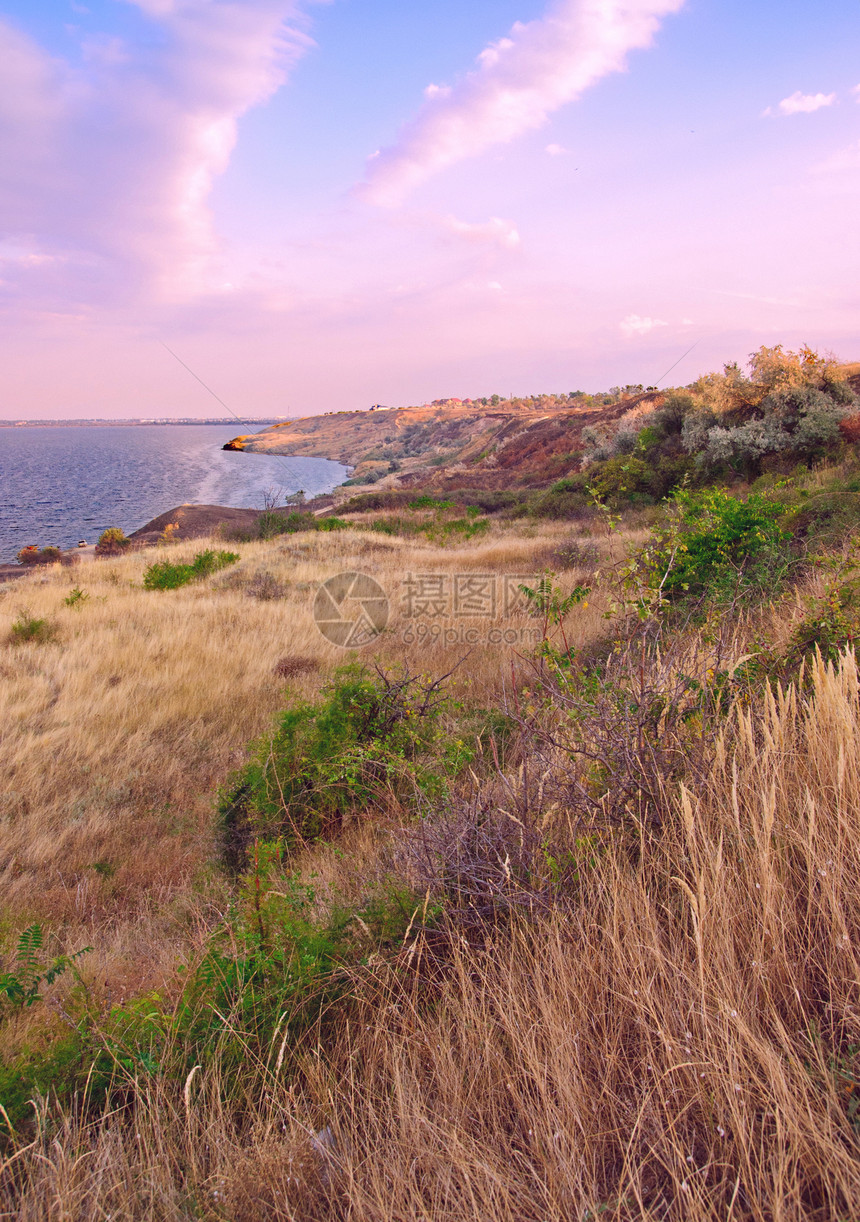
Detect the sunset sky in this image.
<box><xmin>1</xmin><ymin>0</ymin><xmax>858</xmax><ymax>419</ymax></box>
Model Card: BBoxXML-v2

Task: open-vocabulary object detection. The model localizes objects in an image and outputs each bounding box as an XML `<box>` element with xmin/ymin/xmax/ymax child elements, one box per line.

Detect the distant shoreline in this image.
<box><xmin>0</xmin><ymin>418</ymin><xmax>294</xmax><ymax>428</ymax></box>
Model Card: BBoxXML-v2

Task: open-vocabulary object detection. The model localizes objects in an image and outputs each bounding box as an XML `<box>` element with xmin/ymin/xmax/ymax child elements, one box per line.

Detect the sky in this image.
<box><xmin>0</xmin><ymin>0</ymin><xmax>858</xmax><ymax>420</ymax></box>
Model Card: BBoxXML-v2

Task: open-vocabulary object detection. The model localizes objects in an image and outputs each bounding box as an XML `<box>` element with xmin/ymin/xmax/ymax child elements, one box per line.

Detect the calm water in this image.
<box><xmin>0</xmin><ymin>425</ymin><xmax>348</xmax><ymax>561</ymax></box>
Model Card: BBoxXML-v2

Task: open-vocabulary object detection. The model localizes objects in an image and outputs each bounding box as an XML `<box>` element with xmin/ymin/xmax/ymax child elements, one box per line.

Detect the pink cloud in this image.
<box><xmin>620</xmin><ymin>313</ymin><xmax>667</xmax><ymax>336</ymax></box>
<box><xmin>0</xmin><ymin>2</ymin><xmax>312</xmax><ymax>307</ymax></box>
<box><xmin>763</xmin><ymin>90</ymin><xmax>836</xmax><ymax>117</ymax></box>
<box><xmin>444</xmin><ymin>216</ymin><xmax>521</xmax><ymax>248</ymax></box>
<box><xmin>359</xmin><ymin>0</ymin><xmax>686</xmax><ymax>207</ymax></box>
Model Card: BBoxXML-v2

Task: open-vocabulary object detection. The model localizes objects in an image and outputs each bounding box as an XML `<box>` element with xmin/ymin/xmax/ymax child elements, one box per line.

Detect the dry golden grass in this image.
<box><xmin>5</xmin><ymin>508</ymin><xmax>858</xmax><ymax>1219</ymax></box>
<box><xmin>2</xmin><ymin>650</ymin><xmax>859</xmax><ymax>1219</ymax></box>
<box><xmin>0</xmin><ymin>521</ymin><xmax>605</xmax><ymax>1000</ymax></box>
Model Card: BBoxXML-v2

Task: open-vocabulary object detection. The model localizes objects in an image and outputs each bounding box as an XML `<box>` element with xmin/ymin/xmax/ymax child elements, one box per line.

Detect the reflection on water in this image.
<box><xmin>0</xmin><ymin>424</ymin><xmax>347</xmax><ymax>560</ymax></box>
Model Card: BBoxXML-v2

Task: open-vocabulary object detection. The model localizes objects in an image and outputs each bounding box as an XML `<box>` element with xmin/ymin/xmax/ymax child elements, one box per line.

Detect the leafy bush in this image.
<box><xmin>588</xmin><ymin>455</ymin><xmax>653</xmax><ymax>502</ymax></box>
<box><xmin>80</xmin><ymin>848</ymin><xmax>433</xmax><ymax>1088</ymax></box>
<box><xmin>143</xmin><ymin>549</ymin><xmax>239</xmax><ymax>590</ymax></box>
<box><xmin>95</xmin><ymin>527</ymin><xmax>130</xmax><ymax>556</ymax></box>
<box><xmin>219</xmin><ymin>664</ymin><xmax>455</xmax><ymax>866</ymax></box>
<box><xmin>366</xmin><ymin>508</ymin><xmax>490</xmax><ymax>543</ymax></box>
<box><xmin>342</xmin><ymin>489</ymin><xmax>527</xmax><ymax>516</ymax></box>
<box><xmin>408</xmin><ymin>495</ymin><xmax>454</xmax><ymax>510</ymax></box>
<box><xmin>142</xmin><ymin>561</ymin><xmax>196</xmax><ymax>590</ymax></box>
<box><xmin>16</xmin><ymin>545</ymin><xmax>61</xmax><ymax>566</ymax></box>
<box><xmin>189</xmin><ymin>549</ymin><xmax>240</xmax><ymax>578</ymax></box>
<box><xmin>168</xmin><ymin>851</ymin><xmax>427</xmax><ymax>1068</ymax></box>
<box><xmin>8</xmin><ymin>611</ymin><xmax>58</xmax><ymax>646</ymax></box>
<box><xmin>0</xmin><ymin>1033</ymin><xmax>89</xmax><ymax>1137</ymax></box>
<box><xmin>789</xmin><ymin>543</ymin><xmax>860</xmax><ymax>662</ymax></box>
<box><xmin>647</xmin><ymin>488</ymin><xmax>793</xmax><ymax>604</ymax></box>
<box><xmin>431</xmin><ymin>514</ymin><xmax>489</xmax><ymax>542</ymax></box>
<box><xmin>257</xmin><ymin>509</ymin><xmax>290</xmax><ymax>540</ymax></box>
<box><xmin>530</xmin><ymin>475</ymin><xmax>593</xmax><ymax>520</ymax></box>
<box><xmin>256</xmin><ymin>510</ymin><xmax>350</xmax><ymax>539</ymax></box>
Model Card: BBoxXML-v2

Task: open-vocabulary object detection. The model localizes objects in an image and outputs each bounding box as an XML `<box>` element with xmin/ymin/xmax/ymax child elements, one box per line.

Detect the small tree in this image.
<box><xmin>95</xmin><ymin>527</ymin><xmax>130</xmax><ymax>556</ymax></box>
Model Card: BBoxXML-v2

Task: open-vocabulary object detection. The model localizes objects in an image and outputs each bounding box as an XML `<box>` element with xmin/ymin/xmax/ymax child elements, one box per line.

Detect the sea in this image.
<box><xmin>0</xmin><ymin>424</ymin><xmax>348</xmax><ymax>562</ymax></box>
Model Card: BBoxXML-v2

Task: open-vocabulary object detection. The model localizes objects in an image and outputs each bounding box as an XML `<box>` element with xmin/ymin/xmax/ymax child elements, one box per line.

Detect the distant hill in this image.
<box><xmin>224</xmin><ymin>393</ymin><xmax>664</xmax><ymax>492</ymax></box>
<box><xmin>225</xmin><ymin>356</ymin><xmax>860</xmax><ymax>496</ymax></box>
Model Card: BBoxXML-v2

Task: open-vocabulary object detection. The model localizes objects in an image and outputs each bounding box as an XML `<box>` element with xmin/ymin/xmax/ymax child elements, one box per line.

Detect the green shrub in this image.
<box><xmin>779</xmin><ymin>471</ymin><xmax>860</xmax><ymax>545</ymax></box>
<box><xmin>788</xmin><ymin>543</ymin><xmax>860</xmax><ymax>662</ymax></box>
<box><xmin>648</xmin><ymin>488</ymin><xmax>793</xmax><ymax>604</ymax></box>
<box><xmin>340</xmin><ymin>490</ymin><xmax>412</xmax><ymax>513</ymax></box>
<box><xmin>219</xmin><ymin>664</ymin><xmax>453</xmax><ymax>866</ymax></box>
<box><xmin>257</xmin><ymin>509</ymin><xmax>290</xmax><ymax>539</ymax></box>
<box><xmin>95</xmin><ymin>527</ymin><xmax>130</xmax><ymax>556</ymax></box>
<box><xmin>590</xmin><ymin>455</ymin><xmax>653</xmax><ymax>501</ymax></box>
<box><xmin>16</xmin><ymin>545</ymin><xmax>61</xmax><ymax>566</ymax></box>
<box><xmin>189</xmin><ymin>549</ymin><xmax>240</xmax><ymax>578</ymax></box>
<box><xmin>0</xmin><ymin>1033</ymin><xmax>90</xmax><ymax>1136</ymax></box>
<box><xmin>530</xmin><ymin>476</ymin><xmax>592</xmax><ymax>520</ymax></box>
<box><xmin>142</xmin><ymin>560</ymin><xmax>196</xmax><ymax>590</ymax></box>
<box><xmin>143</xmin><ymin>549</ymin><xmax>239</xmax><ymax>590</ymax></box>
<box><xmin>90</xmin><ymin>852</ymin><xmax>435</xmax><ymax>1082</ymax></box>
<box><xmin>366</xmin><ymin>509</ymin><xmax>489</xmax><ymax>543</ymax></box>
<box><xmin>257</xmin><ymin>511</ymin><xmax>349</xmax><ymax>539</ymax></box>
<box><xmin>8</xmin><ymin>611</ymin><xmax>58</xmax><ymax>645</ymax></box>
<box><xmin>408</xmin><ymin>496</ymin><xmax>454</xmax><ymax>510</ymax></box>
<box><xmin>342</xmin><ymin>489</ymin><xmax>527</xmax><ymax>516</ymax></box>
<box><xmin>167</xmin><ymin>852</ymin><xmax>429</xmax><ymax>1068</ymax></box>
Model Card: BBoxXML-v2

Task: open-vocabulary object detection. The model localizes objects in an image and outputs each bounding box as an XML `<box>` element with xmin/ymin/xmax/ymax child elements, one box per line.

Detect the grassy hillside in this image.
<box><xmin>2</xmin><ymin>365</ymin><xmax>860</xmax><ymax>1216</ymax></box>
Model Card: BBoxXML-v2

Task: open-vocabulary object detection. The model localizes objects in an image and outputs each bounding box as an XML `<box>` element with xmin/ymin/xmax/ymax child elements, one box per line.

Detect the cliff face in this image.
<box><xmin>225</xmin><ymin>395</ymin><xmax>664</xmax><ymax>491</ymax></box>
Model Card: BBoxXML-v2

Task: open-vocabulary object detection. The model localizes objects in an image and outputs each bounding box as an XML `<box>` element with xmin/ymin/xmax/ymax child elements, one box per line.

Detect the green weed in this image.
<box><xmin>0</xmin><ymin>924</ymin><xmax>91</xmax><ymax>1012</ymax></box>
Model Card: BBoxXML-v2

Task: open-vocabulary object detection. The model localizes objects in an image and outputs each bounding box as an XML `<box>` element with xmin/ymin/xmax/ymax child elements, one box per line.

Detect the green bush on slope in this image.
<box><xmin>218</xmin><ymin>663</ymin><xmax>458</xmax><ymax>867</ymax></box>
<box><xmin>142</xmin><ymin>549</ymin><xmax>239</xmax><ymax>590</ymax></box>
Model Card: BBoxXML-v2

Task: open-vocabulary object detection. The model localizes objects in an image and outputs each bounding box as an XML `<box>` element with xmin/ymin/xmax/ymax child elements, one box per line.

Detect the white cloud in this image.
<box><xmin>853</xmin><ymin>84</ymin><xmax>860</xmax><ymax>102</ymax></box>
<box><xmin>763</xmin><ymin>90</ymin><xmax>836</xmax><ymax>117</ymax></box>
<box><xmin>545</xmin><ymin>142</ymin><xmax>566</xmax><ymax>156</ymax></box>
<box><xmin>359</xmin><ymin>0</ymin><xmax>686</xmax><ymax>207</ymax></box>
<box><xmin>0</xmin><ymin>2</ymin><xmax>312</xmax><ymax>305</ymax></box>
<box><xmin>620</xmin><ymin>313</ymin><xmax>667</xmax><ymax>336</ymax></box>
<box><xmin>444</xmin><ymin>216</ymin><xmax>521</xmax><ymax>248</ymax></box>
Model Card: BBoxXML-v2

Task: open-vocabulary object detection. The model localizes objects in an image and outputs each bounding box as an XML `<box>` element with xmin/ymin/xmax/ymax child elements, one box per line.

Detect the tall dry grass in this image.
<box><xmin>2</xmin><ymin>645</ymin><xmax>858</xmax><ymax>1219</ymax></box>
<box><xmin>0</xmin><ymin>522</ymin><xmax>603</xmax><ymax>1030</ymax></box>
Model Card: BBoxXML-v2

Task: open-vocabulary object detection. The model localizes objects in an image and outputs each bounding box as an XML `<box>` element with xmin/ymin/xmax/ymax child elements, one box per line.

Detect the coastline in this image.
<box><xmin>0</xmin><ymin>497</ymin><xmax>337</xmax><ymax>582</ymax></box>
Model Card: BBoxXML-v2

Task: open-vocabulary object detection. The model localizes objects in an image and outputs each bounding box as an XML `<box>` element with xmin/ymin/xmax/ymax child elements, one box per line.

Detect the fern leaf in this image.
<box><xmin>15</xmin><ymin>924</ymin><xmax>43</xmax><ymax>985</ymax></box>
